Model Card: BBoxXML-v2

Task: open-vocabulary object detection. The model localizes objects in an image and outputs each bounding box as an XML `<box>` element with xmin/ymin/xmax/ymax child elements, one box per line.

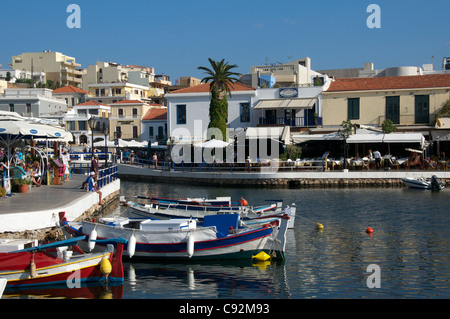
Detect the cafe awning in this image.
<box><xmin>254</xmin><ymin>98</ymin><xmax>317</xmax><ymax>109</ymax></box>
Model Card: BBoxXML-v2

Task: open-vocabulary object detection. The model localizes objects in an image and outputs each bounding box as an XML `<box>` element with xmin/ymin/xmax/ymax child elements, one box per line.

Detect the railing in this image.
<box><xmin>97</xmin><ymin>165</ymin><xmax>118</xmax><ymax>188</ymax></box>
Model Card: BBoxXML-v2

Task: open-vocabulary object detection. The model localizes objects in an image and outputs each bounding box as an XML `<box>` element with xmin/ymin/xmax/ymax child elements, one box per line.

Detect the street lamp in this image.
<box><xmin>88</xmin><ymin>116</ymin><xmax>97</xmax><ymax>158</ymax></box>
<box><xmin>103</xmin><ymin>127</ymin><xmax>109</xmax><ymax>168</ymax></box>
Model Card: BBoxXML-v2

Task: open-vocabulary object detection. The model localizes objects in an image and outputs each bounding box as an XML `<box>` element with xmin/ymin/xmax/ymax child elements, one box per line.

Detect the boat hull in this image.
<box><xmin>0</xmin><ymin>245</ymin><xmax>124</xmax><ymax>288</ymax></box>
<box><xmin>61</xmin><ymin>216</ymin><xmax>289</xmax><ymax>261</ymax></box>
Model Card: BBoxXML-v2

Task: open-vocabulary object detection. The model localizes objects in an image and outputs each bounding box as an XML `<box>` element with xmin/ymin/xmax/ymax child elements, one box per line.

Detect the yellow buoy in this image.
<box><xmin>100</xmin><ymin>256</ymin><xmax>112</xmax><ymax>276</ymax></box>
<box><xmin>316</xmin><ymin>223</ymin><xmax>324</xmax><ymax>230</ymax></box>
<box><xmin>252</xmin><ymin>251</ymin><xmax>271</xmax><ymax>261</ymax></box>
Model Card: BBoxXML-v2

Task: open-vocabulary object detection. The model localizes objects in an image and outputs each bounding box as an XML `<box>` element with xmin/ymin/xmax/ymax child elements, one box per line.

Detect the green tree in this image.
<box><xmin>198</xmin><ymin>58</ymin><xmax>241</xmax><ymax>141</ymax></box>
<box><xmin>382</xmin><ymin>119</ymin><xmax>397</xmax><ymax>155</ymax></box>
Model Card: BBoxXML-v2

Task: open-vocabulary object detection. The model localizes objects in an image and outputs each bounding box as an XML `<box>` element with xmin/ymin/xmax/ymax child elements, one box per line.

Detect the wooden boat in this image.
<box><xmin>60</xmin><ymin>212</ymin><xmax>290</xmax><ymax>261</ymax></box>
<box><xmin>121</xmin><ymin>197</ymin><xmax>296</xmax><ymax>229</ymax></box>
<box><xmin>401</xmin><ymin>175</ymin><xmax>445</xmax><ymax>190</ymax></box>
<box><xmin>0</xmin><ymin>236</ymin><xmax>126</xmax><ymax>288</ymax></box>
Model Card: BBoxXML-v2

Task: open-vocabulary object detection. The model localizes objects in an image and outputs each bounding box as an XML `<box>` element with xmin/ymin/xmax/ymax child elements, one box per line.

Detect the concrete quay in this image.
<box><xmin>117</xmin><ymin>163</ymin><xmax>450</xmax><ymax>188</ymax></box>
<box><xmin>0</xmin><ymin>174</ymin><xmax>120</xmax><ymax>234</ymax></box>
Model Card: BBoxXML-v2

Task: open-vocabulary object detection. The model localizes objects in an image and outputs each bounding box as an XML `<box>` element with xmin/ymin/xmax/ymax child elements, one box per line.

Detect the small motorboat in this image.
<box><xmin>0</xmin><ymin>236</ymin><xmax>126</xmax><ymax>289</ymax></box>
<box><xmin>401</xmin><ymin>175</ymin><xmax>445</xmax><ymax>191</ymax></box>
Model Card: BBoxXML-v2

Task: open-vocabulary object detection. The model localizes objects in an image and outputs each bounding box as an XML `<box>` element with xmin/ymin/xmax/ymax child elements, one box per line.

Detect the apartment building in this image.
<box><xmin>12</xmin><ymin>51</ymin><xmax>83</xmax><ymax>87</ymax></box>
<box><xmin>109</xmin><ymin>100</ymin><xmax>152</xmax><ymax>141</ymax></box>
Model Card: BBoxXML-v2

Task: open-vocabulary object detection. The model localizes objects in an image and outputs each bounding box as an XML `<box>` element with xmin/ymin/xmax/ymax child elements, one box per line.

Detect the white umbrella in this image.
<box><xmin>200</xmin><ymin>139</ymin><xmax>230</xmax><ymax>148</ymax></box>
<box><xmin>125</xmin><ymin>140</ymin><xmax>146</xmax><ymax>148</ymax></box>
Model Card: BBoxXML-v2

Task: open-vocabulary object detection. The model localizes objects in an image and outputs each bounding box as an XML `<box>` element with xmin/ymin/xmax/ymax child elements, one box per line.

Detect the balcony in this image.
<box><xmin>259</xmin><ymin>116</ymin><xmax>322</xmax><ymax>127</ymax></box>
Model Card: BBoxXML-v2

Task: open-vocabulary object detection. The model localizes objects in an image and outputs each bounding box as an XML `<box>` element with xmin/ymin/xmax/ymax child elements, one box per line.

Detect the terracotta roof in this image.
<box><xmin>111</xmin><ymin>99</ymin><xmax>145</xmax><ymax>105</ymax></box>
<box><xmin>326</xmin><ymin>74</ymin><xmax>450</xmax><ymax>92</ymax></box>
<box><xmin>169</xmin><ymin>82</ymin><xmax>255</xmax><ymax>94</ymax></box>
<box><xmin>142</xmin><ymin>107</ymin><xmax>167</xmax><ymax>121</ymax></box>
<box><xmin>52</xmin><ymin>85</ymin><xmax>88</xmax><ymax>94</ymax></box>
<box><xmin>75</xmin><ymin>101</ymin><xmax>109</xmax><ymax>107</ymax></box>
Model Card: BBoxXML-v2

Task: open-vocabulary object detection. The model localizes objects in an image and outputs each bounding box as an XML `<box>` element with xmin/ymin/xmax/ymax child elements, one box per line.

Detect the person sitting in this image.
<box><xmin>30</xmin><ymin>161</ymin><xmax>41</xmax><ymax>187</ymax></box>
<box><xmin>84</xmin><ymin>171</ymin><xmax>103</xmax><ymax>205</ymax></box>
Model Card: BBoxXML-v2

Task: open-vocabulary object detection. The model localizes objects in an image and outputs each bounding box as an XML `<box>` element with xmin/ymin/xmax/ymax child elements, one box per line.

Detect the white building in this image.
<box><xmin>165</xmin><ymin>75</ymin><xmax>331</xmax><ymax>147</ymax></box>
<box><xmin>0</xmin><ymin>88</ymin><xmax>67</xmax><ymax>123</ymax></box>
<box><xmin>141</xmin><ymin>105</ymin><xmax>167</xmax><ymax>144</ymax></box>
<box><xmin>63</xmin><ymin>101</ymin><xmax>110</xmax><ymax>145</ymax></box>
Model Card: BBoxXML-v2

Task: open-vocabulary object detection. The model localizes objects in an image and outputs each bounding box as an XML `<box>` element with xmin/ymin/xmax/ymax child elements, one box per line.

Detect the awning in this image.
<box><xmin>254</xmin><ymin>98</ymin><xmax>317</xmax><ymax>109</ymax></box>
<box><xmin>291</xmin><ymin>132</ymin><xmax>342</xmax><ymax>144</ymax></box>
<box><xmin>292</xmin><ymin>131</ymin><xmax>425</xmax><ymax>147</ymax></box>
<box><xmin>435</xmin><ymin>118</ymin><xmax>450</xmax><ymax>129</ymax></box>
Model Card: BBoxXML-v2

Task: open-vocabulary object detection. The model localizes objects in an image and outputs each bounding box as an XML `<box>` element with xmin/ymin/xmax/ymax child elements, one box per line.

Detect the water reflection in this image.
<box><xmin>123</xmin><ymin>259</ymin><xmax>292</xmax><ymax>299</ymax></box>
<box><xmin>3</xmin><ymin>282</ymin><xmax>124</xmax><ymax>299</ymax></box>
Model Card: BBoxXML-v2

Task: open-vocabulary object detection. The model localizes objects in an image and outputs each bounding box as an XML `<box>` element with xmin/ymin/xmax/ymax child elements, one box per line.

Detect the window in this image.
<box><xmin>177</xmin><ymin>105</ymin><xmax>186</xmax><ymax>124</ymax></box>
<box><xmin>415</xmin><ymin>95</ymin><xmax>429</xmax><ymax>124</ymax></box>
<box><xmin>9</xmin><ymin>104</ymin><xmax>14</xmax><ymax>112</ymax></box>
<box><xmin>118</xmin><ymin>108</ymin><xmax>124</xmax><ymax>118</ymax></box>
<box><xmin>240</xmin><ymin>103</ymin><xmax>250</xmax><ymax>123</ymax></box>
<box><xmin>149</xmin><ymin>127</ymin><xmax>154</xmax><ymax>137</ymax></box>
<box><xmin>158</xmin><ymin>126</ymin><xmax>164</xmax><ymax>140</ymax></box>
<box><xmin>347</xmin><ymin>98</ymin><xmax>360</xmax><ymax>120</ymax></box>
<box><xmin>132</xmin><ymin>108</ymin><xmax>138</xmax><ymax>118</ymax></box>
<box><xmin>78</xmin><ymin>121</ymin><xmax>87</xmax><ymax>131</ymax></box>
<box><xmin>132</xmin><ymin>126</ymin><xmax>138</xmax><ymax>138</ymax></box>
<box><xmin>66</xmin><ymin>121</ymin><xmax>75</xmax><ymax>131</ymax></box>
<box><xmin>26</xmin><ymin>103</ymin><xmax>31</xmax><ymax>114</ymax></box>
<box><xmin>386</xmin><ymin>96</ymin><xmax>400</xmax><ymax>124</ymax></box>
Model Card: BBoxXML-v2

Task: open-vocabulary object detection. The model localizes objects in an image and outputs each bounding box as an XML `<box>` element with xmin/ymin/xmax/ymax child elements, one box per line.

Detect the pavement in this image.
<box><xmin>1</xmin><ymin>174</ymin><xmax>87</xmax><ymax>214</ymax></box>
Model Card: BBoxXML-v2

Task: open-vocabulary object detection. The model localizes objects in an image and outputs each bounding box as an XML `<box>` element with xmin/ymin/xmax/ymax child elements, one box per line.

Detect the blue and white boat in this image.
<box><xmin>60</xmin><ymin>213</ymin><xmax>290</xmax><ymax>261</ymax></box>
<box><xmin>121</xmin><ymin>198</ymin><xmax>296</xmax><ymax>229</ymax></box>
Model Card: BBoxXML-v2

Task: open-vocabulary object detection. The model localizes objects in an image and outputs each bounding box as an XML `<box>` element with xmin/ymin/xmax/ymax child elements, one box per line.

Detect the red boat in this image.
<box><xmin>0</xmin><ymin>236</ymin><xmax>126</xmax><ymax>288</ymax></box>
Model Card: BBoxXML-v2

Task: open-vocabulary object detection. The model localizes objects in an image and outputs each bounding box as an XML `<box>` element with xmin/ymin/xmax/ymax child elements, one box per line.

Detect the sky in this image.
<box><xmin>1</xmin><ymin>0</ymin><xmax>449</xmax><ymax>83</ymax></box>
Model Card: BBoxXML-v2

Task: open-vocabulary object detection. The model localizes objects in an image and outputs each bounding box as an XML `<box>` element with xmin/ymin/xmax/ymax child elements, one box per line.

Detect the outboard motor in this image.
<box><xmin>431</xmin><ymin>175</ymin><xmax>442</xmax><ymax>191</ymax></box>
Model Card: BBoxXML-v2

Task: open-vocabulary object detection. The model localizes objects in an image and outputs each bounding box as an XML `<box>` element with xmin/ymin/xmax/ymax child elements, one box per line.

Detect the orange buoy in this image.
<box><xmin>366</xmin><ymin>227</ymin><xmax>374</xmax><ymax>233</ymax></box>
<box><xmin>240</xmin><ymin>196</ymin><xmax>248</xmax><ymax>206</ymax></box>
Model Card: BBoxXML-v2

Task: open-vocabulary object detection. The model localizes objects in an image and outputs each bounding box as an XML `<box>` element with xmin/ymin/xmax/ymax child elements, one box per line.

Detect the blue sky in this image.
<box><xmin>1</xmin><ymin>0</ymin><xmax>449</xmax><ymax>82</ymax></box>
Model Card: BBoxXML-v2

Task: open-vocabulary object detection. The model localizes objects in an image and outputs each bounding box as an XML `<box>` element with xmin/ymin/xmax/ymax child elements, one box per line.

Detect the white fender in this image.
<box><xmin>88</xmin><ymin>226</ymin><xmax>97</xmax><ymax>252</ymax></box>
<box><xmin>187</xmin><ymin>233</ymin><xmax>195</xmax><ymax>258</ymax></box>
<box><xmin>128</xmin><ymin>231</ymin><xmax>136</xmax><ymax>258</ymax></box>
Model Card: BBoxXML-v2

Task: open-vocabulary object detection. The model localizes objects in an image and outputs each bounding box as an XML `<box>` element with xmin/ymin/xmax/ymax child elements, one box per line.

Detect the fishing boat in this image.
<box><xmin>59</xmin><ymin>212</ymin><xmax>290</xmax><ymax>261</ymax></box>
<box><xmin>121</xmin><ymin>197</ymin><xmax>296</xmax><ymax>229</ymax></box>
<box><xmin>0</xmin><ymin>236</ymin><xmax>126</xmax><ymax>288</ymax></box>
<box><xmin>401</xmin><ymin>175</ymin><xmax>445</xmax><ymax>190</ymax></box>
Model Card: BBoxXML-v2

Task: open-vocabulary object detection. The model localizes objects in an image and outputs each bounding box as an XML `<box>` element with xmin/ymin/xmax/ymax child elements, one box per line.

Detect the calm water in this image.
<box><xmin>120</xmin><ymin>180</ymin><xmax>450</xmax><ymax>299</ymax></box>
<box><xmin>5</xmin><ymin>180</ymin><xmax>450</xmax><ymax>299</ymax></box>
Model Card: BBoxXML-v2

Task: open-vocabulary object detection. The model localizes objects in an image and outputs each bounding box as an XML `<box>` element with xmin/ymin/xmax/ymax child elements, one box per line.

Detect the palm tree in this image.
<box><xmin>198</xmin><ymin>58</ymin><xmax>241</xmax><ymax>99</ymax></box>
<box><xmin>198</xmin><ymin>58</ymin><xmax>241</xmax><ymax>141</ymax></box>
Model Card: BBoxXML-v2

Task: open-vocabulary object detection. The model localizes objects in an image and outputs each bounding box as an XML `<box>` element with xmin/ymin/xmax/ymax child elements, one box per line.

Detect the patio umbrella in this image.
<box><xmin>200</xmin><ymin>139</ymin><xmax>230</xmax><ymax>148</ymax></box>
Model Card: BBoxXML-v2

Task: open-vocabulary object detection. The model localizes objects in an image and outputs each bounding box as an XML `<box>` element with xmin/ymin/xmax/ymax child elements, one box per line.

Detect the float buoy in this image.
<box><xmin>187</xmin><ymin>233</ymin><xmax>195</xmax><ymax>258</ymax></box>
<box><xmin>316</xmin><ymin>223</ymin><xmax>324</xmax><ymax>230</ymax></box>
<box><xmin>252</xmin><ymin>251</ymin><xmax>271</xmax><ymax>261</ymax></box>
<box><xmin>100</xmin><ymin>256</ymin><xmax>112</xmax><ymax>276</ymax></box>
<box><xmin>88</xmin><ymin>226</ymin><xmax>97</xmax><ymax>252</ymax></box>
<box><xmin>366</xmin><ymin>227</ymin><xmax>374</xmax><ymax>234</ymax></box>
<box><xmin>128</xmin><ymin>231</ymin><xmax>136</xmax><ymax>258</ymax></box>
<box><xmin>240</xmin><ymin>196</ymin><xmax>248</xmax><ymax>207</ymax></box>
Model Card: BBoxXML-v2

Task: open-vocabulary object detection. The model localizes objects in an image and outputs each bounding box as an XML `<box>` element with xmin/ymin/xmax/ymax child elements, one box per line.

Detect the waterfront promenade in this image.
<box><xmin>117</xmin><ymin>162</ymin><xmax>450</xmax><ymax>187</ymax></box>
<box><xmin>0</xmin><ymin>174</ymin><xmax>120</xmax><ymax>233</ymax></box>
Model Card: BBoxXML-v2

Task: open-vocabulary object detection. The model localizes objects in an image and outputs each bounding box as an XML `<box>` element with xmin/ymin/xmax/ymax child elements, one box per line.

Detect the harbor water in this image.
<box><xmin>119</xmin><ymin>180</ymin><xmax>450</xmax><ymax>299</ymax></box>
<box><xmin>6</xmin><ymin>179</ymin><xmax>450</xmax><ymax>299</ymax></box>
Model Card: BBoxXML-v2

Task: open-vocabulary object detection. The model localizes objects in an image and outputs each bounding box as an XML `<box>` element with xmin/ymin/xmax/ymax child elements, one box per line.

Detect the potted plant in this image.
<box><xmin>12</xmin><ymin>178</ymin><xmax>31</xmax><ymax>193</ymax></box>
<box><xmin>0</xmin><ymin>187</ymin><xmax>6</xmax><ymax>198</ymax></box>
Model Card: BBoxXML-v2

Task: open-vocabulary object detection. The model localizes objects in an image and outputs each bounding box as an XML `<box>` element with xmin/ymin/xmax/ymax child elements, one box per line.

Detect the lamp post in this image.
<box><xmin>103</xmin><ymin>127</ymin><xmax>109</xmax><ymax>168</ymax></box>
<box><xmin>88</xmin><ymin>116</ymin><xmax>97</xmax><ymax>159</ymax></box>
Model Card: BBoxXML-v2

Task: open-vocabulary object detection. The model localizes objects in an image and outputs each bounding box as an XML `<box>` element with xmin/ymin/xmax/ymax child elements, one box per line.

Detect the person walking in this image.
<box><xmin>373</xmin><ymin>150</ymin><xmax>382</xmax><ymax>170</ymax></box>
